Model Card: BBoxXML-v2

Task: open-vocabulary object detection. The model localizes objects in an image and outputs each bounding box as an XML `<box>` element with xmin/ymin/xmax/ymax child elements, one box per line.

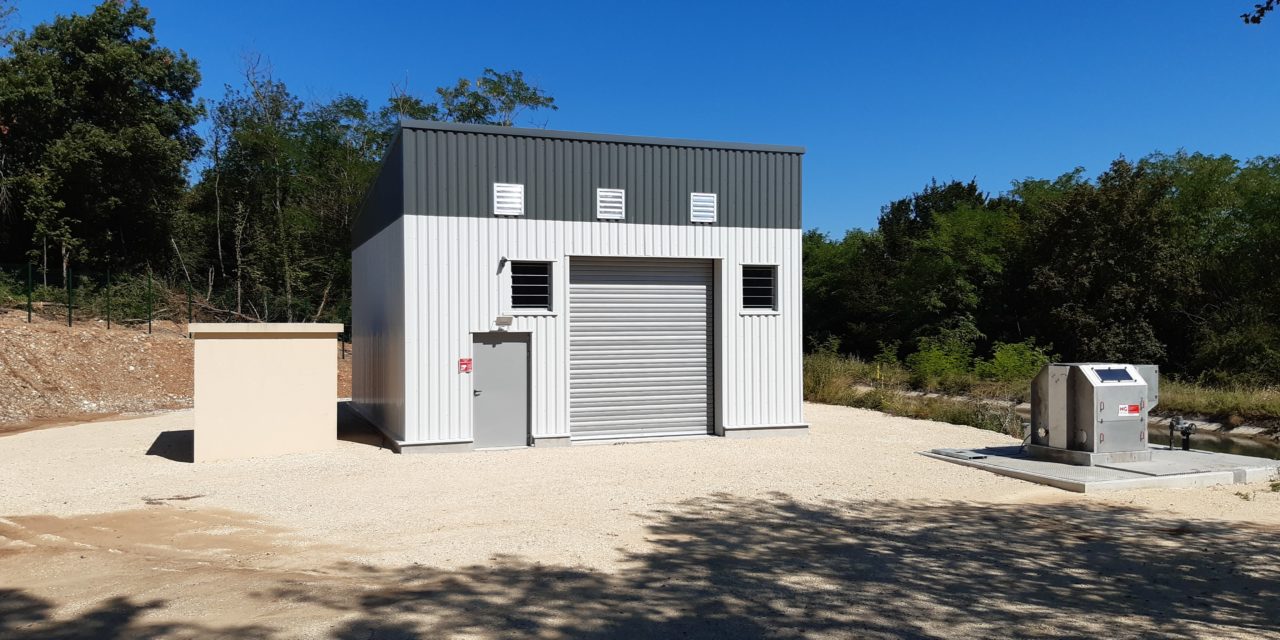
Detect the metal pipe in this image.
<box><xmin>106</xmin><ymin>266</ymin><xmax>111</xmax><ymax>330</ymax></box>
<box><xmin>66</xmin><ymin>266</ymin><xmax>72</xmax><ymax>327</ymax></box>
<box><xmin>26</xmin><ymin>262</ymin><xmax>32</xmax><ymax>323</ymax></box>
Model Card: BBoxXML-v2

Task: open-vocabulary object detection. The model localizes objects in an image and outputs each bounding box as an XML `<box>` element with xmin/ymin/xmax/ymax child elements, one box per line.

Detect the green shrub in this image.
<box><xmin>1191</xmin><ymin>320</ymin><xmax>1280</xmax><ymax>386</ymax></box>
<box><xmin>809</xmin><ymin>334</ymin><xmax>842</xmax><ymax>356</ymax></box>
<box><xmin>0</xmin><ymin>269</ymin><xmax>19</xmax><ymax>308</ymax></box>
<box><xmin>79</xmin><ymin>272</ymin><xmax>166</xmax><ymax>324</ymax></box>
<box><xmin>895</xmin><ymin>396</ymin><xmax>1024</xmax><ymax>438</ymax></box>
<box><xmin>905</xmin><ymin>335</ymin><xmax>974</xmax><ymax>392</ymax></box>
<box><xmin>873</xmin><ymin>340</ymin><xmax>900</xmax><ymax>367</ymax></box>
<box><xmin>975</xmin><ymin>339</ymin><xmax>1053</xmax><ymax>383</ymax></box>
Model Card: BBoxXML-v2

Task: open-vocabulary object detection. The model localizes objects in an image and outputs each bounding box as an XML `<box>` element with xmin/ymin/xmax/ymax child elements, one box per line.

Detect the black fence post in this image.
<box><xmin>26</xmin><ymin>262</ymin><xmax>32</xmax><ymax>323</ymax></box>
<box><xmin>106</xmin><ymin>266</ymin><xmax>112</xmax><ymax>330</ymax></box>
<box><xmin>66</xmin><ymin>265</ymin><xmax>72</xmax><ymax>328</ymax></box>
<box><xmin>147</xmin><ymin>269</ymin><xmax>153</xmax><ymax>335</ymax></box>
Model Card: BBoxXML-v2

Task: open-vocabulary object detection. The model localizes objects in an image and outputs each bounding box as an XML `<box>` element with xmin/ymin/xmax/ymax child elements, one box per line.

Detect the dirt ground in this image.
<box><xmin>0</xmin><ymin>312</ymin><xmax>352</xmax><ymax>431</ymax></box>
<box><xmin>1</xmin><ymin>403</ymin><xmax>1278</xmax><ymax>639</ymax></box>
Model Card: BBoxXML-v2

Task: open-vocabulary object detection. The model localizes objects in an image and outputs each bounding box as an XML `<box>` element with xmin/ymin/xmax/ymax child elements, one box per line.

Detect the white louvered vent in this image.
<box><xmin>596</xmin><ymin>188</ymin><xmax>625</xmax><ymax>220</ymax></box>
<box><xmin>493</xmin><ymin>183</ymin><xmax>524</xmax><ymax>216</ymax></box>
<box><xmin>690</xmin><ymin>192</ymin><xmax>717</xmax><ymax>223</ymax></box>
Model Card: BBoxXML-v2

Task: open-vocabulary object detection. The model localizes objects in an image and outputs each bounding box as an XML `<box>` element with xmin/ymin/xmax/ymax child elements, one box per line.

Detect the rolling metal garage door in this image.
<box><xmin>569</xmin><ymin>258</ymin><xmax>713</xmax><ymax>440</ymax></box>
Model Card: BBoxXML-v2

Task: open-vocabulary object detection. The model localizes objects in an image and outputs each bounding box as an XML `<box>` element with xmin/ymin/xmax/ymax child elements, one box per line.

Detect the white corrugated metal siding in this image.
<box><xmin>569</xmin><ymin>258</ymin><xmax>712</xmax><ymax>440</ymax></box>
<box><xmin>351</xmin><ymin>217</ymin><xmax>407</xmax><ymax>441</ymax></box>
<box><xmin>403</xmin><ymin>216</ymin><xmax>803</xmax><ymax>444</ymax></box>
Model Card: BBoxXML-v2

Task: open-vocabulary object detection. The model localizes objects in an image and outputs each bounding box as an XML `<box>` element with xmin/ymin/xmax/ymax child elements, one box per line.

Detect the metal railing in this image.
<box><xmin>3</xmin><ymin>264</ymin><xmax>353</xmax><ymax>357</ymax></box>
<box><xmin>2</xmin><ymin>262</ymin><xmax>187</xmax><ymax>333</ymax></box>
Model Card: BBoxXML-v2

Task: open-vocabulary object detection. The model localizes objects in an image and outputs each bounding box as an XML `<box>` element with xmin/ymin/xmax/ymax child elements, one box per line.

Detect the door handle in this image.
<box><xmin>474</xmin><ymin>390</ymin><xmax>482</xmax><ymax>396</ymax></box>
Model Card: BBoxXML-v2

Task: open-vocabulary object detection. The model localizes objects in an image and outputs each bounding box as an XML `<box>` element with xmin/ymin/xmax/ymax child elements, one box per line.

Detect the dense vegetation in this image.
<box><xmin>0</xmin><ymin>1</ymin><xmax>556</xmax><ymax>325</ymax></box>
<box><xmin>806</xmin><ymin>155</ymin><xmax>1280</xmax><ymax>387</ymax></box>
<box><xmin>4</xmin><ymin>1</ymin><xmax>1280</xmax><ymax>405</ymax></box>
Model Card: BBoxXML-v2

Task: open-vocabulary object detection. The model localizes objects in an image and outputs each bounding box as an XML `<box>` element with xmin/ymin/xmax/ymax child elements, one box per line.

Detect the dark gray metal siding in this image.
<box><xmin>352</xmin><ymin>133</ymin><xmax>405</xmax><ymax>249</ymax></box>
<box><xmin>353</xmin><ymin>122</ymin><xmax>804</xmax><ymax>248</ymax></box>
<box><xmin>402</xmin><ymin>124</ymin><xmax>802</xmax><ymax>230</ymax></box>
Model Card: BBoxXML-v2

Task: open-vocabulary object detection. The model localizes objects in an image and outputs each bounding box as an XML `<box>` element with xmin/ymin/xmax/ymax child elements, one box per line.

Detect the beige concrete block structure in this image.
<box><xmin>189</xmin><ymin>323</ymin><xmax>344</xmax><ymax>462</ymax></box>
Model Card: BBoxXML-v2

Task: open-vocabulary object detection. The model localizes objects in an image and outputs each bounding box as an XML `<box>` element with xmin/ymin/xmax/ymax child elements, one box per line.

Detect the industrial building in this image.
<box><xmin>351</xmin><ymin>120</ymin><xmax>805</xmax><ymax>451</ymax></box>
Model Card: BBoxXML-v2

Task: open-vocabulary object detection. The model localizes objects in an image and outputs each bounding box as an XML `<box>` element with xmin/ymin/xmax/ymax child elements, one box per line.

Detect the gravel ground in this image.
<box><xmin>1</xmin><ymin>403</ymin><xmax>1278</xmax><ymax>639</ymax></box>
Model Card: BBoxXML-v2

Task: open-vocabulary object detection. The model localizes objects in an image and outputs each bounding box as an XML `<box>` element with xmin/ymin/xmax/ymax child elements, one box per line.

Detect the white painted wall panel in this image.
<box><xmin>403</xmin><ymin>216</ymin><xmax>802</xmax><ymax>444</ymax></box>
<box><xmin>351</xmin><ymin>217</ymin><xmax>407</xmax><ymax>441</ymax></box>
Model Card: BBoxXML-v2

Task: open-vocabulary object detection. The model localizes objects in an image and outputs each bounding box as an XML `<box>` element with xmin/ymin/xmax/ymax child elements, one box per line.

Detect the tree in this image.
<box><xmin>896</xmin><ymin>201</ymin><xmax>1020</xmax><ymax>348</ymax></box>
<box><xmin>0</xmin><ymin>0</ymin><xmax>202</xmax><ymax>278</ymax></box>
<box><xmin>176</xmin><ymin>65</ymin><xmax>559</xmax><ymax>324</ymax></box>
<box><xmin>436</xmin><ymin>68</ymin><xmax>557</xmax><ymax>126</ymax></box>
<box><xmin>0</xmin><ymin>0</ymin><xmax>13</xmax><ymax>34</ymax></box>
<box><xmin>802</xmin><ymin>228</ymin><xmax>891</xmax><ymax>355</ymax></box>
<box><xmin>1016</xmin><ymin>159</ymin><xmax>1190</xmax><ymax>364</ymax></box>
<box><xmin>878</xmin><ymin>179</ymin><xmax>987</xmax><ymax>272</ymax></box>
<box><xmin>1243</xmin><ymin>1</ymin><xmax>1278</xmax><ymax>23</ymax></box>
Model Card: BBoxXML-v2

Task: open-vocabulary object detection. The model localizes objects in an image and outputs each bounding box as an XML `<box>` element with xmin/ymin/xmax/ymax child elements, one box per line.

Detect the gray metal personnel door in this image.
<box><xmin>569</xmin><ymin>258</ymin><xmax>713</xmax><ymax>440</ymax></box>
<box><xmin>472</xmin><ymin>333</ymin><xmax>530</xmax><ymax>448</ymax></box>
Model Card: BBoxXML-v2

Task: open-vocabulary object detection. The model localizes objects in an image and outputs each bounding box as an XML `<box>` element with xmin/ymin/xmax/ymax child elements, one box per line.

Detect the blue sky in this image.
<box><xmin>12</xmin><ymin>1</ymin><xmax>1280</xmax><ymax>232</ymax></box>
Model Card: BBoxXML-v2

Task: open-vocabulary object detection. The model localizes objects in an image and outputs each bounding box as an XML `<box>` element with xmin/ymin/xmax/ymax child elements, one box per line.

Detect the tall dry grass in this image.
<box><xmin>804</xmin><ymin>353</ymin><xmax>1025</xmax><ymax>438</ymax></box>
<box><xmin>1160</xmin><ymin>381</ymin><xmax>1280</xmax><ymax>423</ymax></box>
<box><xmin>805</xmin><ymin>353</ymin><xmax>1280</xmax><ymax>435</ymax></box>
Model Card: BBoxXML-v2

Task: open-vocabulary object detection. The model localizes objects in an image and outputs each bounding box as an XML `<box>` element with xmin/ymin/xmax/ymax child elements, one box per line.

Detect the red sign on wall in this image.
<box><xmin>458</xmin><ymin>358</ymin><xmax>473</xmax><ymax>373</ymax></box>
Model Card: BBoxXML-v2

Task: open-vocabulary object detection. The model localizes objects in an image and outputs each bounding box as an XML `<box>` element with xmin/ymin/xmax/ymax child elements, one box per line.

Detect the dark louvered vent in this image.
<box><xmin>511</xmin><ymin>262</ymin><xmax>552</xmax><ymax>309</ymax></box>
<box><xmin>742</xmin><ymin>265</ymin><xmax>776</xmax><ymax>309</ymax></box>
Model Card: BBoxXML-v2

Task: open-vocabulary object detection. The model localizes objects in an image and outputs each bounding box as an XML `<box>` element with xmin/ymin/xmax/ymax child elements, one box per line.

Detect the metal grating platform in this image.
<box><xmin>920</xmin><ymin>445</ymin><xmax>1280</xmax><ymax>493</ymax></box>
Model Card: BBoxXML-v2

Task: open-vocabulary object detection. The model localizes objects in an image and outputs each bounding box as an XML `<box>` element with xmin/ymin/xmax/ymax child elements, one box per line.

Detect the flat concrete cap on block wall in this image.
<box><xmin>188</xmin><ymin>323</ymin><xmax>344</xmax><ymax>338</ymax></box>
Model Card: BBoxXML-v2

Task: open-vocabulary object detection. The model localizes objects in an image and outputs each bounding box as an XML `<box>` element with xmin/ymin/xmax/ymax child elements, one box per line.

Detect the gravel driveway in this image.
<box><xmin>1</xmin><ymin>402</ymin><xmax>1278</xmax><ymax>639</ymax></box>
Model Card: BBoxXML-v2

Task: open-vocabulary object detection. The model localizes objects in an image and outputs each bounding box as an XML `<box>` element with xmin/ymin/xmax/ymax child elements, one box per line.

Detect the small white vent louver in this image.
<box><xmin>690</xmin><ymin>192</ymin><xmax>717</xmax><ymax>223</ymax></box>
<box><xmin>493</xmin><ymin>183</ymin><xmax>524</xmax><ymax>216</ymax></box>
<box><xmin>596</xmin><ymin>188</ymin><xmax>625</xmax><ymax>220</ymax></box>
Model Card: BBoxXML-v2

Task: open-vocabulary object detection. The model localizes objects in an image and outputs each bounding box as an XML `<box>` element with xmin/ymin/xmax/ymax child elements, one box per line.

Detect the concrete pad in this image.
<box><xmin>1025</xmin><ymin>443</ymin><xmax>1152</xmax><ymax>466</ymax></box>
<box><xmin>921</xmin><ymin>445</ymin><xmax>1280</xmax><ymax>493</ymax></box>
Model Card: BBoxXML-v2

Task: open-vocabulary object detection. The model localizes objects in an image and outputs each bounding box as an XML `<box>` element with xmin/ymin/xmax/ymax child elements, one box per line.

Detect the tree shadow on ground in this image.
<box><xmin>289</xmin><ymin>494</ymin><xmax>1280</xmax><ymax>639</ymax></box>
<box><xmin>4</xmin><ymin>494</ymin><xmax>1279</xmax><ymax>638</ymax></box>
<box><xmin>0</xmin><ymin>589</ymin><xmax>273</xmax><ymax>639</ymax></box>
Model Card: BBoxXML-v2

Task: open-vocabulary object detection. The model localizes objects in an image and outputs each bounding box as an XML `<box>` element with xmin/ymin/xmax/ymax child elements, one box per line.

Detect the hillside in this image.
<box><xmin>0</xmin><ymin>311</ymin><xmax>352</xmax><ymax>433</ymax></box>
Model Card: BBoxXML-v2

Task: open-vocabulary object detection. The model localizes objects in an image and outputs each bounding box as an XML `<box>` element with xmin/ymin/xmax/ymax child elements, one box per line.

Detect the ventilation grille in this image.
<box><xmin>511</xmin><ymin>261</ymin><xmax>551</xmax><ymax>309</ymax></box>
<box><xmin>742</xmin><ymin>265</ymin><xmax>776</xmax><ymax>309</ymax></box>
<box><xmin>596</xmin><ymin>188</ymin><xmax>625</xmax><ymax>220</ymax></box>
<box><xmin>690</xmin><ymin>192</ymin><xmax>717</xmax><ymax>223</ymax></box>
<box><xmin>494</xmin><ymin>183</ymin><xmax>524</xmax><ymax>216</ymax></box>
